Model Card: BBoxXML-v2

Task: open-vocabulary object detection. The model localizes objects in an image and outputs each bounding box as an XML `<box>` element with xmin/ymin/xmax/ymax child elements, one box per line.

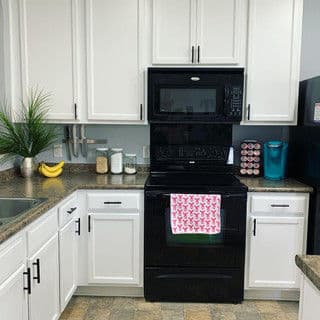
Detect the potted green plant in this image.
<box><xmin>0</xmin><ymin>90</ymin><xmax>58</xmax><ymax>177</ymax></box>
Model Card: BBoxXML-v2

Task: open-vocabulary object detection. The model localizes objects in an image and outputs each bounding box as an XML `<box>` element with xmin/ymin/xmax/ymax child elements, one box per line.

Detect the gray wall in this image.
<box><xmin>39</xmin><ymin>125</ymin><xmax>150</xmax><ymax>165</ymax></box>
<box><xmin>300</xmin><ymin>0</ymin><xmax>320</xmax><ymax>80</ymax></box>
<box><xmin>37</xmin><ymin>124</ymin><xmax>288</xmax><ymax>166</ymax></box>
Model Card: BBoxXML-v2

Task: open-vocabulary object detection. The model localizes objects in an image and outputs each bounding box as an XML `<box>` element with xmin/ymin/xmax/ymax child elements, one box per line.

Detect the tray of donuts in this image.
<box><xmin>239</xmin><ymin>140</ymin><xmax>262</xmax><ymax>177</ymax></box>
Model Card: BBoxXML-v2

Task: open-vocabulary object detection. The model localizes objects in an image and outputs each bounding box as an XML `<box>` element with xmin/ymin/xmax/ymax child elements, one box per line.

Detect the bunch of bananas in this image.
<box><xmin>38</xmin><ymin>161</ymin><xmax>65</xmax><ymax>178</ymax></box>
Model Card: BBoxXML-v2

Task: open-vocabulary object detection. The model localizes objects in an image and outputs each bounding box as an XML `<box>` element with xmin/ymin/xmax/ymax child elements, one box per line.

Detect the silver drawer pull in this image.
<box><xmin>270</xmin><ymin>204</ymin><xmax>290</xmax><ymax>208</ymax></box>
<box><xmin>104</xmin><ymin>201</ymin><xmax>122</xmax><ymax>205</ymax></box>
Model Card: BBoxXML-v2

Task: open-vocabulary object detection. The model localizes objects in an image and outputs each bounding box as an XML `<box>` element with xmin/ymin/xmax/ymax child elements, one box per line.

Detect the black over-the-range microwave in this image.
<box><xmin>148</xmin><ymin>68</ymin><xmax>244</xmax><ymax>123</ymax></box>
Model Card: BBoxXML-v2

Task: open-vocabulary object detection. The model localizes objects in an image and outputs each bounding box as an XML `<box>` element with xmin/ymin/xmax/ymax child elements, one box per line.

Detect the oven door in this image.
<box><xmin>148</xmin><ymin>68</ymin><xmax>244</xmax><ymax>123</ymax></box>
<box><xmin>144</xmin><ymin>190</ymin><xmax>247</xmax><ymax>268</ymax></box>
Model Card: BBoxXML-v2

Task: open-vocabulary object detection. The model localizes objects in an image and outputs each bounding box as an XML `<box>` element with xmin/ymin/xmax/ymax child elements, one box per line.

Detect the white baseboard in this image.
<box><xmin>75</xmin><ymin>286</ymin><xmax>144</xmax><ymax>297</ymax></box>
<box><xmin>75</xmin><ymin>286</ymin><xmax>299</xmax><ymax>301</ymax></box>
<box><xmin>244</xmin><ymin>289</ymin><xmax>300</xmax><ymax>301</ymax></box>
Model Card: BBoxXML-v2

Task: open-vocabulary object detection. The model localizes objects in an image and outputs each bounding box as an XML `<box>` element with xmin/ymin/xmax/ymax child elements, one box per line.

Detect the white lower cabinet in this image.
<box><xmin>0</xmin><ymin>264</ymin><xmax>28</xmax><ymax>320</ymax></box>
<box><xmin>88</xmin><ymin>212</ymin><xmax>141</xmax><ymax>285</ymax></box>
<box><xmin>299</xmin><ymin>275</ymin><xmax>320</xmax><ymax>320</ymax></box>
<box><xmin>0</xmin><ymin>189</ymin><xmax>143</xmax><ymax>317</ymax></box>
<box><xmin>248</xmin><ymin>216</ymin><xmax>304</xmax><ymax>289</ymax></box>
<box><xmin>28</xmin><ymin>234</ymin><xmax>60</xmax><ymax>320</ymax></box>
<box><xmin>245</xmin><ymin>192</ymin><xmax>309</xmax><ymax>295</ymax></box>
<box><xmin>59</xmin><ymin>218</ymin><xmax>78</xmax><ymax>310</ymax></box>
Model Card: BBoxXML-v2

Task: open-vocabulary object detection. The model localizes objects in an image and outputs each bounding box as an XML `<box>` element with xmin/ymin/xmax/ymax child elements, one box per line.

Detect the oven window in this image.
<box><xmin>159</xmin><ymin>88</ymin><xmax>217</xmax><ymax>114</ymax></box>
<box><xmin>165</xmin><ymin>208</ymin><xmax>225</xmax><ymax>246</ymax></box>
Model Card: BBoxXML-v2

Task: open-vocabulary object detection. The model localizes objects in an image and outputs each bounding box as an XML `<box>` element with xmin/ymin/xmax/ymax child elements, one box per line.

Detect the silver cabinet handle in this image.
<box><xmin>197</xmin><ymin>45</ymin><xmax>200</xmax><ymax>63</ymax></box>
<box><xmin>247</xmin><ymin>104</ymin><xmax>251</xmax><ymax>120</ymax></box>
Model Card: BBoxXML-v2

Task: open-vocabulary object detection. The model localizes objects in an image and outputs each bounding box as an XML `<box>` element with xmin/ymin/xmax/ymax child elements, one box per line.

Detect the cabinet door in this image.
<box><xmin>245</xmin><ymin>0</ymin><xmax>303</xmax><ymax>123</ymax></box>
<box><xmin>59</xmin><ymin>219</ymin><xmax>77</xmax><ymax>311</ymax></box>
<box><xmin>86</xmin><ymin>0</ymin><xmax>144</xmax><ymax>121</ymax></box>
<box><xmin>152</xmin><ymin>0</ymin><xmax>196</xmax><ymax>64</ymax></box>
<box><xmin>196</xmin><ymin>0</ymin><xmax>241</xmax><ymax>64</ymax></box>
<box><xmin>0</xmin><ymin>265</ymin><xmax>28</xmax><ymax>320</ymax></box>
<box><xmin>299</xmin><ymin>276</ymin><xmax>320</xmax><ymax>320</ymax></box>
<box><xmin>248</xmin><ymin>216</ymin><xmax>304</xmax><ymax>289</ymax></box>
<box><xmin>19</xmin><ymin>0</ymin><xmax>79</xmax><ymax>121</ymax></box>
<box><xmin>88</xmin><ymin>212</ymin><xmax>141</xmax><ymax>285</ymax></box>
<box><xmin>28</xmin><ymin>234</ymin><xmax>60</xmax><ymax>320</ymax></box>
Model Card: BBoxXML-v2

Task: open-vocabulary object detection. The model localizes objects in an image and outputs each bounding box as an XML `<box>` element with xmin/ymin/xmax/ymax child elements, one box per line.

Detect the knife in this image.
<box><xmin>64</xmin><ymin>126</ymin><xmax>71</xmax><ymax>161</ymax></box>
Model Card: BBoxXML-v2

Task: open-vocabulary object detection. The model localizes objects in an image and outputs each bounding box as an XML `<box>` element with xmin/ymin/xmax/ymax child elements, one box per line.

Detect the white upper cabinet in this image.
<box><xmin>152</xmin><ymin>0</ymin><xmax>243</xmax><ymax>65</ymax></box>
<box><xmin>245</xmin><ymin>0</ymin><xmax>303</xmax><ymax>124</ymax></box>
<box><xmin>152</xmin><ymin>0</ymin><xmax>196</xmax><ymax>64</ymax></box>
<box><xmin>18</xmin><ymin>0</ymin><xmax>79</xmax><ymax>121</ymax></box>
<box><xmin>85</xmin><ymin>0</ymin><xmax>144</xmax><ymax>121</ymax></box>
<box><xmin>196</xmin><ymin>0</ymin><xmax>241</xmax><ymax>64</ymax></box>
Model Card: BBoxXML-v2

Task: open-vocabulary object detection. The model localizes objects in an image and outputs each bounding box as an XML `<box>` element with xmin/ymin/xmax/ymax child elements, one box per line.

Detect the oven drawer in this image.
<box><xmin>87</xmin><ymin>191</ymin><xmax>142</xmax><ymax>211</ymax></box>
<box><xmin>144</xmin><ymin>267</ymin><xmax>244</xmax><ymax>303</ymax></box>
<box><xmin>249</xmin><ymin>193</ymin><xmax>307</xmax><ymax>214</ymax></box>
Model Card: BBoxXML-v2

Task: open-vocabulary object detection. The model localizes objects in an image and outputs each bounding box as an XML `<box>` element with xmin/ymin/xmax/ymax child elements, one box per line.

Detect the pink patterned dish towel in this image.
<box><xmin>170</xmin><ymin>194</ymin><xmax>221</xmax><ymax>234</ymax></box>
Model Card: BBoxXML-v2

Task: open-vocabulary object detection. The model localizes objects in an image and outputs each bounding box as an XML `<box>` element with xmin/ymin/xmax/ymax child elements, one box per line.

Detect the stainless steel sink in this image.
<box><xmin>0</xmin><ymin>198</ymin><xmax>47</xmax><ymax>225</ymax></box>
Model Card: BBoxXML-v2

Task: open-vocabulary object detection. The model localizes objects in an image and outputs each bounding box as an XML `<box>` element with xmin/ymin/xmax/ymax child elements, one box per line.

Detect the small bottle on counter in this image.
<box><xmin>110</xmin><ymin>148</ymin><xmax>123</xmax><ymax>174</ymax></box>
<box><xmin>96</xmin><ymin>148</ymin><xmax>109</xmax><ymax>174</ymax></box>
<box><xmin>124</xmin><ymin>154</ymin><xmax>137</xmax><ymax>175</ymax></box>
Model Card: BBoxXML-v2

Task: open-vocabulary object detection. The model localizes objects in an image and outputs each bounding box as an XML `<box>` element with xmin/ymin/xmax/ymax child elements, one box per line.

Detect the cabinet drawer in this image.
<box><xmin>27</xmin><ymin>208</ymin><xmax>58</xmax><ymax>257</ymax></box>
<box><xmin>249</xmin><ymin>194</ymin><xmax>307</xmax><ymax>214</ymax></box>
<box><xmin>59</xmin><ymin>193</ymin><xmax>78</xmax><ymax>228</ymax></box>
<box><xmin>87</xmin><ymin>191</ymin><xmax>141</xmax><ymax>211</ymax></box>
<box><xmin>0</xmin><ymin>234</ymin><xmax>26</xmax><ymax>285</ymax></box>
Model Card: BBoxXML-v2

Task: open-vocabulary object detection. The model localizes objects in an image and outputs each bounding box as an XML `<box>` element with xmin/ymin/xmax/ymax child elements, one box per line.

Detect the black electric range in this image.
<box><xmin>144</xmin><ymin>124</ymin><xmax>248</xmax><ymax>303</ymax></box>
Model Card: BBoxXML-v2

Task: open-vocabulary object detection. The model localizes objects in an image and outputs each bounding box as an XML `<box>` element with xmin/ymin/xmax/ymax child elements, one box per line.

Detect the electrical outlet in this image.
<box><xmin>53</xmin><ymin>144</ymin><xmax>63</xmax><ymax>158</ymax></box>
<box><xmin>143</xmin><ymin>145</ymin><xmax>150</xmax><ymax>159</ymax></box>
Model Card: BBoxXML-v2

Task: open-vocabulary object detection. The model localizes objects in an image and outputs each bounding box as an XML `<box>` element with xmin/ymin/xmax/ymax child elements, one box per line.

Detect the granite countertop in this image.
<box><xmin>0</xmin><ymin>167</ymin><xmax>313</xmax><ymax>245</ymax></box>
<box><xmin>296</xmin><ymin>255</ymin><xmax>320</xmax><ymax>291</ymax></box>
<box><xmin>238</xmin><ymin>177</ymin><xmax>313</xmax><ymax>193</ymax></box>
<box><xmin>0</xmin><ymin>171</ymin><xmax>148</xmax><ymax>245</ymax></box>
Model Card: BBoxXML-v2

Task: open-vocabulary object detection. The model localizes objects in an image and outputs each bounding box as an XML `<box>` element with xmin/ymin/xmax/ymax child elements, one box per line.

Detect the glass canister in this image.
<box><xmin>124</xmin><ymin>154</ymin><xmax>137</xmax><ymax>175</ymax></box>
<box><xmin>110</xmin><ymin>148</ymin><xmax>123</xmax><ymax>174</ymax></box>
<box><xmin>95</xmin><ymin>148</ymin><xmax>109</xmax><ymax>174</ymax></box>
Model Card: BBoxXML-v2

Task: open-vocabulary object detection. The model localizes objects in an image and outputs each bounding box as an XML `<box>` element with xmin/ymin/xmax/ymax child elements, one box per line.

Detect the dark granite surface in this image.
<box><xmin>0</xmin><ymin>166</ymin><xmax>313</xmax><ymax>245</ymax></box>
<box><xmin>296</xmin><ymin>255</ymin><xmax>320</xmax><ymax>291</ymax></box>
<box><xmin>238</xmin><ymin>177</ymin><xmax>313</xmax><ymax>193</ymax></box>
<box><xmin>0</xmin><ymin>172</ymin><xmax>148</xmax><ymax>244</ymax></box>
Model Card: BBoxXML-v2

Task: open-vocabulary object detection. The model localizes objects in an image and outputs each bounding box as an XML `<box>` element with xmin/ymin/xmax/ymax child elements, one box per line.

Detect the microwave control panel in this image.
<box><xmin>225</xmin><ymin>86</ymin><xmax>243</xmax><ymax>118</ymax></box>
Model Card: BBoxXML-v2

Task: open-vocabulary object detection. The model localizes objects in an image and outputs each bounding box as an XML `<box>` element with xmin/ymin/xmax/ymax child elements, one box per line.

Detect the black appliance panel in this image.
<box><xmin>144</xmin><ymin>267</ymin><xmax>244</xmax><ymax>303</ymax></box>
<box><xmin>289</xmin><ymin>125</ymin><xmax>320</xmax><ymax>254</ymax></box>
<box><xmin>150</xmin><ymin>124</ymin><xmax>233</xmax><ymax>172</ymax></box>
<box><xmin>298</xmin><ymin>76</ymin><xmax>320</xmax><ymax>126</ymax></box>
<box><xmin>144</xmin><ymin>189</ymin><xmax>247</xmax><ymax>268</ymax></box>
<box><xmin>148</xmin><ymin>68</ymin><xmax>244</xmax><ymax>123</ymax></box>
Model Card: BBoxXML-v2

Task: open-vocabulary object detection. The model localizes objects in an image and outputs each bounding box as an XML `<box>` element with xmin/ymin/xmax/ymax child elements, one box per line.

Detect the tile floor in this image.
<box><xmin>59</xmin><ymin>296</ymin><xmax>299</xmax><ymax>320</ymax></box>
